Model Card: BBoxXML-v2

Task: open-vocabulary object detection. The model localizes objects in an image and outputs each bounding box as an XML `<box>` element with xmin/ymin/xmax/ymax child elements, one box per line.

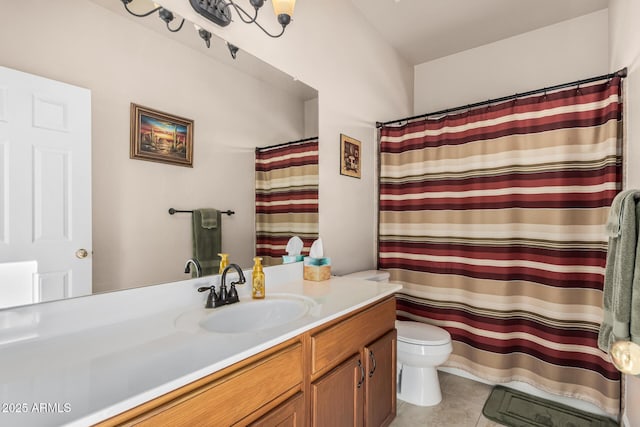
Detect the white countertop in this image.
<box><xmin>0</xmin><ymin>263</ymin><xmax>401</xmax><ymax>426</ymax></box>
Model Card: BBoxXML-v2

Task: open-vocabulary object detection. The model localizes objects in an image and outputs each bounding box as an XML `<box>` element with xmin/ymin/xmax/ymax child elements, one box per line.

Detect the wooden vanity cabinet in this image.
<box><xmin>95</xmin><ymin>296</ymin><xmax>396</xmax><ymax>427</ymax></box>
<box><xmin>309</xmin><ymin>297</ymin><xmax>397</xmax><ymax>427</ymax></box>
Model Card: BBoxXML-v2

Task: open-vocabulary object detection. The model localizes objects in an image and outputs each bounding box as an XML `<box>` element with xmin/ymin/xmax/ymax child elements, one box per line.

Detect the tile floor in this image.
<box><xmin>390</xmin><ymin>371</ymin><xmax>502</xmax><ymax>427</ymax></box>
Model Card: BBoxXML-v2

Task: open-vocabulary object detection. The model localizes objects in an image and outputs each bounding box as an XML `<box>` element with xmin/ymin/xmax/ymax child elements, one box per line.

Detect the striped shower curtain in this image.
<box><xmin>379</xmin><ymin>78</ymin><xmax>623</xmax><ymax>414</ymax></box>
<box><xmin>255</xmin><ymin>139</ymin><xmax>319</xmax><ymax>266</ymax></box>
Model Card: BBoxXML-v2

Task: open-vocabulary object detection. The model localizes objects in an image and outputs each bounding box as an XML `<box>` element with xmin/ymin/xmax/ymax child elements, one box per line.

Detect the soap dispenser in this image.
<box><xmin>252</xmin><ymin>257</ymin><xmax>265</xmax><ymax>299</ymax></box>
<box><xmin>218</xmin><ymin>253</ymin><xmax>229</xmax><ymax>274</ymax></box>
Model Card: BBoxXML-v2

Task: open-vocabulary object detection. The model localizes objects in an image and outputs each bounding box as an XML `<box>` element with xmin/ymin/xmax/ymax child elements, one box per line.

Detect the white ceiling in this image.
<box><xmin>350</xmin><ymin>0</ymin><xmax>609</xmax><ymax>66</ymax></box>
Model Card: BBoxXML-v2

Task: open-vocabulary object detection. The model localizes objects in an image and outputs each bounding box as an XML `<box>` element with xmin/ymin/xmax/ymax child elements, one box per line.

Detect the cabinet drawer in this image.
<box><xmin>132</xmin><ymin>342</ymin><xmax>303</xmax><ymax>426</ymax></box>
<box><xmin>247</xmin><ymin>392</ymin><xmax>305</xmax><ymax>427</ymax></box>
<box><xmin>310</xmin><ymin>297</ymin><xmax>395</xmax><ymax>378</ymax></box>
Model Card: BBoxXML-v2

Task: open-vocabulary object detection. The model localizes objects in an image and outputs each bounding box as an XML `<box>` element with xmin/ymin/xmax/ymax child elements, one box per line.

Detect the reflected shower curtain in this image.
<box><xmin>379</xmin><ymin>78</ymin><xmax>623</xmax><ymax>414</ymax></box>
<box><xmin>255</xmin><ymin>140</ymin><xmax>319</xmax><ymax>266</ymax></box>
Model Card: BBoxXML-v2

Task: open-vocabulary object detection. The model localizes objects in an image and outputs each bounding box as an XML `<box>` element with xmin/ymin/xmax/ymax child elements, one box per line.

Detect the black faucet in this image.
<box><xmin>197</xmin><ymin>263</ymin><xmax>246</xmax><ymax>308</ymax></box>
<box><xmin>184</xmin><ymin>258</ymin><xmax>202</xmax><ymax>278</ymax></box>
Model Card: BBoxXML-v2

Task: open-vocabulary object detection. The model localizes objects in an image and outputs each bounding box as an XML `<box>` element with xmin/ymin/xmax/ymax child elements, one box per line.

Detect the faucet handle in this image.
<box><xmin>227</xmin><ymin>284</ymin><xmax>239</xmax><ymax>304</ymax></box>
<box><xmin>198</xmin><ymin>286</ymin><xmax>218</xmax><ymax>309</ymax></box>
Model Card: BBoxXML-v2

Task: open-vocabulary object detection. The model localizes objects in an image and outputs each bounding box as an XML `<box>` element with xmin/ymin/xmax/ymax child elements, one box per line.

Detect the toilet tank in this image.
<box><xmin>343</xmin><ymin>270</ymin><xmax>390</xmax><ymax>283</ymax></box>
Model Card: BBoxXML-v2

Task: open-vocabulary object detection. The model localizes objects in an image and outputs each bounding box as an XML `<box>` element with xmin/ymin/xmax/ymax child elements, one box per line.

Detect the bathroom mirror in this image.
<box><xmin>0</xmin><ymin>0</ymin><xmax>318</xmax><ymax>308</ymax></box>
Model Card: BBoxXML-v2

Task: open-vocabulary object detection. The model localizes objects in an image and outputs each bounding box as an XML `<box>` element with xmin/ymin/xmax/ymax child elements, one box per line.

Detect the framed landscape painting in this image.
<box><xmin>130</xmin><ymin>103</ymin><xmax>194</xmax><ymax>167</ymax></box>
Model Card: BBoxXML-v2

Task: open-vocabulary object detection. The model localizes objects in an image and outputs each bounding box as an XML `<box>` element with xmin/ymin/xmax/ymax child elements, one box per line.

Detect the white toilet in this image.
<box><xmin>343</xmin><ymin>270</ymin><xmax>453</xmax><ymax>406</ymax></box>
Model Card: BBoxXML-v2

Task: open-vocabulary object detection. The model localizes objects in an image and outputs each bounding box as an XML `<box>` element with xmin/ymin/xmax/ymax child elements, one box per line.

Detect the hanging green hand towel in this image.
<box><xmin>598</xmin><ymin>190</ymin><xmax>640</xmax><ymax>352</ymax></box>
<box><xmin>192</xmin><ymin>208</ymin><xmax>222</xmax><ymax>276</ymax></box>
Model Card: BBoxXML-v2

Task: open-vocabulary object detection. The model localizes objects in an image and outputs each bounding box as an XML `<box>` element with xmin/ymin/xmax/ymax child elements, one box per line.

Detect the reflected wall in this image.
<box><xmin>0</xmin><ymin>0</ymin><xmax>317</xmax><ymax>296</ymax></box>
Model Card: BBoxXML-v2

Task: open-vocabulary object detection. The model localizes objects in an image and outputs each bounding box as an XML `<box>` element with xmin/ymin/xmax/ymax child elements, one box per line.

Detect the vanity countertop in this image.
<box><xmin>0</xmin><ymin>264</ymin><xmax>401</xmax><ymax>427</ymax></box>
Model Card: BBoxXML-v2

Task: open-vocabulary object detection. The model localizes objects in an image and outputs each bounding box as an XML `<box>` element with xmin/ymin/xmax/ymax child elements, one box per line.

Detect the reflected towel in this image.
<box><xmin>199</xmin><ymin>208</ymin><xmax>218</xmax><ymax>229</ymax></box>
<box><xmin>192</xmin><ymin>209</ymin><xmax>222</xmax><ymax>276</ymax></box>
<box><xmin>598</xmin><ymin>190</ymin><xmax>640</xmax><ymax>352</ymax></box>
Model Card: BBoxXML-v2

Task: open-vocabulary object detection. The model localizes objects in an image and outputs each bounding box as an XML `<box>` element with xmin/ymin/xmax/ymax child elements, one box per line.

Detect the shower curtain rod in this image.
<box><xmin>256</xmin><ymin>136</ymin><xmax>319</xmax><ymax>152</ymax></box>
<box><xmin>376</xmin><ymin>67</ymin><xmax>628</xmax><ymax>128</ymax></box>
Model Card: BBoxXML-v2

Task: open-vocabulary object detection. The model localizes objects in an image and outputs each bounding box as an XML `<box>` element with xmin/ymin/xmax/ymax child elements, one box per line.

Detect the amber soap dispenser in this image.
<box><xmin>218</xmin><ymin>253</ymin><xmax>229</xmax><ymax>274</ymax></box>
<box><xmin>252</xmin><ymin>257</ymin><xmax>265</xmax><ymax>299</ymax></box>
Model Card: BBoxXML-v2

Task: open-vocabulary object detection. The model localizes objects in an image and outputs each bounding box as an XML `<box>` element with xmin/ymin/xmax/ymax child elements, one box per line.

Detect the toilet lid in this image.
<box><xmin>343</xmin><ymin>270</ymin><xmax>390</xmax><ymax>282</ymax></box>
<box><xmin>396</xmin><ymin>320</ymin><xmax>451</xmax><ymax>345</ymax></box>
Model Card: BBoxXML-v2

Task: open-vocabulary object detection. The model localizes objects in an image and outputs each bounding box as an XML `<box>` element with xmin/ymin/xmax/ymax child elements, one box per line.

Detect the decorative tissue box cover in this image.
<box><xmin>303</xmin><ymin>257</ymin><xmax>331</xmax><ymax>281</ymax></box>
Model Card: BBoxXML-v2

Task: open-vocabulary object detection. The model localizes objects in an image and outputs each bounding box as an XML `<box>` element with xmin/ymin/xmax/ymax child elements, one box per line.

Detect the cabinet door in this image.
<box><xmin>364</xmin><ymin>329</ymin><xmax>397</xmax><ymax>427</ymax></box>
<box><xmin>311</xmin><ymin>353</ymin><xmax>364</xmax><ymax>427</ymax></box>
<box><xmin>248</xmin><ymin>393</ymin><xmax>305</xmax><ymax>427</ymax></box>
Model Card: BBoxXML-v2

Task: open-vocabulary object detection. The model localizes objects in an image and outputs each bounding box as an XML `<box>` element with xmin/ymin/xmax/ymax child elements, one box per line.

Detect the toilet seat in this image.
<box><xmin>396</xmin><ymin>320</ymin><xmax>451</xmax><ymax>346</ymax></box>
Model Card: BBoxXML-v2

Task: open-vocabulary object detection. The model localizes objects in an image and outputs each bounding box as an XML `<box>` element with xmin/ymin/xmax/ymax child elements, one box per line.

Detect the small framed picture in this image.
<box><xmin>130</xmin><ymin>103</ymin><xmax>194</xmax><ymax>167</ymax></box>
<box><xmin>340</xmin><ymin>134</ymin><xmax>361</xmax><ymax>178</ymax></box>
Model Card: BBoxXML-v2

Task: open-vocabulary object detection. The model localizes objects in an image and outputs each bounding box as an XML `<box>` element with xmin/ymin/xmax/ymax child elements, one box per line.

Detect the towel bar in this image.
<box><xmin>168</xmin><ymin>208</ymin><xmax>235</xmax><ymax>216</ymax></box>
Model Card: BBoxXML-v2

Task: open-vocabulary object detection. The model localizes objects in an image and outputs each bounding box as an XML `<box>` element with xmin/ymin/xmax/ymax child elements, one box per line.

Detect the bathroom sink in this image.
<box><xmin>175</xmin><ymin>294</ymin><xmax>317</xmax><ymax>334</ymax></box>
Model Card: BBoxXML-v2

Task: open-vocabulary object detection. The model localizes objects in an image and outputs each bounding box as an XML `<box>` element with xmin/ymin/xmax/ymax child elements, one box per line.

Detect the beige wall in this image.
<box><xmin>609</xmin><ymin>1</ymin><xmax>640</xmax><ymax>425</ymax></box>
<box><xmin>1</xmin><ymin>0</ymin><xmax>310</xmax><ymax>292</ymax></box>
<box><xmin>413</xmin><ymin>10</ymin><xmax>609</xmax><ymax>114</ymax></box>
<box><xmin>159</xmin><ymin>0</ymin><xmax>414</xmax><ymax>275</ymax></box>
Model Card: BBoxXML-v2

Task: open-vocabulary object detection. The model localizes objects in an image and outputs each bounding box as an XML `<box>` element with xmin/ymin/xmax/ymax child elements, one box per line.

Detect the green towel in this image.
<box><xmin>192</xmin><ymin>208</ymin><xmax>222</xmax><ymax>276</ymax></box>
<box><xmin>200</xmin><ymin>208</ymin><xmax>218</xmax><ymax>229</ymax></box>
<box><xmin>598</xmin><ymin>190</ymin><xmax>640</xmax><ymax>352</ymax></box>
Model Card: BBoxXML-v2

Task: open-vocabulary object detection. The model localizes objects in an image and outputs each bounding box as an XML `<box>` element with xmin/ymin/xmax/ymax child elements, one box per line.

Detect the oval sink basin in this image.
<box><xmin>175</xmin><ymin>294</ymin><xmax>316</xmax><ymax>334</ymax></box>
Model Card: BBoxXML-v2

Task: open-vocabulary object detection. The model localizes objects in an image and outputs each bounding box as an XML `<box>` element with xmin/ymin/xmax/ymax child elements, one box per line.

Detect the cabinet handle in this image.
<box><xmin>368</xmin><ymin>350</ymin><xmax>377</xmax><ymax>378</ymax></box>
<box><xmin>357</xmin><ymin>359</ymin><xmax>365</xmax><ymax>389</ymax></box>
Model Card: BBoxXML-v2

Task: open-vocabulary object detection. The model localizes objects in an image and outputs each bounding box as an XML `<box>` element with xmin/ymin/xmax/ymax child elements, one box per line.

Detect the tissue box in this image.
<box><xmin>303</xmin><ymin>257</ymin><xmax>331</xmax><ymax>281</ymax></box>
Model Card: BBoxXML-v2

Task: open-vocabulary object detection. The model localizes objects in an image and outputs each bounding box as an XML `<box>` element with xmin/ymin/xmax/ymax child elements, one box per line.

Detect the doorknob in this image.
<box><xmin>75</xmin><ymin>249</ymin><xmax>89</xmax><ymax>259</ymax></box>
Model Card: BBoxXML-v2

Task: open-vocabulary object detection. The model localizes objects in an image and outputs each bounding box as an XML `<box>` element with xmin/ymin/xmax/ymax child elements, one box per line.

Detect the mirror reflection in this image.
<box><xmin>0</xmin><ymin>0</ymin><xmax>318</xmax><ymax>309</ymax></box>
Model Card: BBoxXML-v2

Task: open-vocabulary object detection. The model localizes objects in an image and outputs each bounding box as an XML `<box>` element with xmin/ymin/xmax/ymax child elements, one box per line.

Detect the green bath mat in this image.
<box><xmin>482</xmin><ymin>385</ymin><xmax>619</xmax><ymax>427</ymax></box>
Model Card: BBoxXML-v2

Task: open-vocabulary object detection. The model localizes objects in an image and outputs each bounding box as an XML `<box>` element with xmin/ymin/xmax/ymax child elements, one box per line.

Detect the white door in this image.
<box><xmin>0</xmin><ymin>66</ymin><xmax>91</xmax><ymax>305</ymax></box>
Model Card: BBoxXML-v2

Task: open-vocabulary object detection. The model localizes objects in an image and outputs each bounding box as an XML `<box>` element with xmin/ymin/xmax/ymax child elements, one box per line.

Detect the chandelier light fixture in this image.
<box><xmin>120</xmin><ymin>0</ymin><xmax>243</xmax><ymax>58</ymax></box>
<box><xmin>189</xmin><ymin>0</ymin><xmax>296</xmax><ymax>38</ymax></box>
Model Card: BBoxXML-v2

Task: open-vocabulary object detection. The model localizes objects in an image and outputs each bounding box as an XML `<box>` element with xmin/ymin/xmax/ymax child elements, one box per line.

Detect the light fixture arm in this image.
<box><xmin>158</xmin><ymin>8</ymin><xmax>186</xmax><ymax>33</ymax></box>
<box><xmin>190</xmin><ymin>0</ymin><xmax>291</xmax><ymax>38</ymax></box>
<box><xmin>166</xmin><ymin>18</ymin><xmax>186</xmax><ymax>32</ymax></box>
<box><xmin>250</xmin><ymin>17</ymin><xmax>287</xmax><ymax>38</ymax></box>
<box><xmin>226</xmin><ymin>0</ymin><xmax>287</xmax><ymax>38</ymax></box>
<box><xmin>225</xmin><ymin>0</ymin><xmax>260</xmax><ymax>24</ymax></box>
<box><xmin>121</xmin><ymin>0</ymin><xmax>162</xmax><ymax>17</ymax></box>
